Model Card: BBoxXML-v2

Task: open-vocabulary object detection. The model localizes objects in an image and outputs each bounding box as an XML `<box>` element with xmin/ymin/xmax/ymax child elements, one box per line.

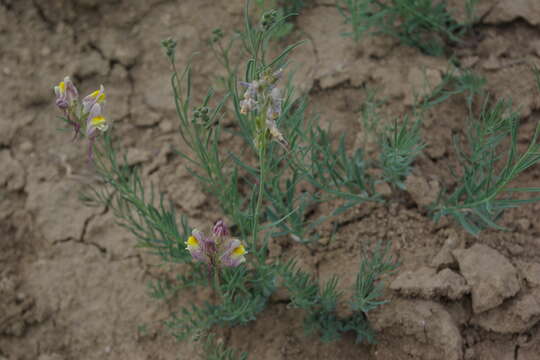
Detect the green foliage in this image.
<box><xmin>434</xmin><ymin>96</ymin><xmax>540</xmax><ymax>235</ymax></box>
<box><xmin>379</xmin><ymin>116</ymin><xmax>425</xmax><ymax>189</ymax></box>
<box><xmin>351</xmin><ymin>241</ymin><xmax>398</xmax><ymax>314</ymax></box>
<box><xmin>420</xmin><ymin>67</ymin><xmax>486</xmax><ymax>112</ymax></box>
<box><xmin>337</xmin><ymin>0</ymin><xmax>467</xmax><ymax>56</ymax></box>
<box><xmin>279</xmin><ymin>241</ymin><xmax>397</xmax><ymax>343</ymax></box>
<box><xmin>81</xmin><ymin>134</ymin><xmax>191</xmax><ymax>263</ymax></box>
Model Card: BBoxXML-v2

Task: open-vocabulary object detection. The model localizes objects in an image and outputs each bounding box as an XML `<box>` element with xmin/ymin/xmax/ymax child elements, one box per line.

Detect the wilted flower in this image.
<box><xmin>185</xmin><ymin>220</ymin><xmax>247</xmax><ymax>268</ymax></box>
<box><xmin>54</xmin><ymin>76</ymin><xmax>78</xmax><ymax>111</ymax></box>
<box><xmin>239</xmin><ymin>70</ymin><xmax>287</xmax><ymax>148</ymax></box>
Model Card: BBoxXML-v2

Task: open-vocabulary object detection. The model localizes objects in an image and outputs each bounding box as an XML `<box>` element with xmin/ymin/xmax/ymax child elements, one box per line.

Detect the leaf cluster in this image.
<box><xmin>434</xmin><ymin>97</ymin><xmax>540</xmax><ymax>235</ymax></box>
<box><xmin>337</xmin><ymin>0</ymin><xmax>469</xmax><ymax>56</ymax></box>
<box><xmin>279</xmin><ymin>241</ymin><xmax>398</xmax><ymax>343</ymax></box>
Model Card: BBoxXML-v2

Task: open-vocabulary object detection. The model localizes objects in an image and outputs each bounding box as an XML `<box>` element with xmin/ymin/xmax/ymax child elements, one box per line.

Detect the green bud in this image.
<box><xmin>161</xmin><ymin>37</ymin><xmax>177</xmax><ymax>59</ymax></box>
<box><xmin>260</xmin><ymin>9</ymin><xmax>278</xmax><ymax>31</ymax></box>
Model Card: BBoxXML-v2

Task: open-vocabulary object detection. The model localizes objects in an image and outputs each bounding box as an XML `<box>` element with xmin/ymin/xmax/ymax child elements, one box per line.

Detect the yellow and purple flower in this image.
<box><xmin>83</xmin><ymin>85</ymin><xmax>106</xmax><ymax>114</ymax></box>
<box><xmin>184</xmin><ymin>220</ymin><xmax>247</xmax><ymax>268</ymax></box>
<box><xmin>86</xmin><ymin>103</ymin><xmax>109</xmax><ymax>137</ymax></box>
<box><xmin>54</xmin><ymin>76</ymin><xmax>78</xmax><ymax>111</ymax></box>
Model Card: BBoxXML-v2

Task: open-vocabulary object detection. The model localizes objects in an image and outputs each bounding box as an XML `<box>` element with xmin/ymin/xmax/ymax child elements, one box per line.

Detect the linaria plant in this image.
<box><xmin>53</xmin><ymin>2</ymin><xmax>399</xmax><ymax>356</ymax></box>
<box><xmin>433</xmin><ymin>92</ymin><xmax>540</xmax><ymax>236</ymax></box>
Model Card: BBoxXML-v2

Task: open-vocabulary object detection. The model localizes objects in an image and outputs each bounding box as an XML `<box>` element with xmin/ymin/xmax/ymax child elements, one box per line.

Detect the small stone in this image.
<box><xmin>19</xmin><ymin>141</ymin><xmax>34</xmax><ymax>154</ymax></box>
<box><xmin>431</xmin><ymin>247</ymin><xmax>456</xmax><ymax>270</ymax></box>
<box><xmin>482</xmin><ymin>56</ymin><xmax>501</xmax><ymax>71</ymax></box>
<box><xmin>516</xmin><ymin>218</ymin><xmax>531</xmax><ymax>231</ymax></box>
<box><xmin>453</xmin><ymin>244</ymin><xmax>520</xmax><ymax>314</ymax></box>
<box><xmin>405</xmin><ymin>175</ymin><xmax>440</xmax><ymax>207</ymax></box>
<box><xmin>374</xmin><ymin>181</ymin><xmax>392</xmax><ymax>198</ymax></box>
<box><xmin>516</xmin><ymin>261</ymin><xmax>540</xmax><ymax>287</ymax></box>
<box><xmin>159</xmin><ymin>120</ymin><xmax>174</xmax><ymax>133</ymax></box>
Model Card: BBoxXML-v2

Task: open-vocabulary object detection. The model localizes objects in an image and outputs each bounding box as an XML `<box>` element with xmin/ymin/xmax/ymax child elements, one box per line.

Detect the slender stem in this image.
<box><xmin>213</xmin><ymin>267</ymin><xmax>222</xmax><ymax>302</ymax></box>
<box><xmin>251</xmin><ymin>137</ymin><xmax>266</xmax><ymax>252</ymax></box>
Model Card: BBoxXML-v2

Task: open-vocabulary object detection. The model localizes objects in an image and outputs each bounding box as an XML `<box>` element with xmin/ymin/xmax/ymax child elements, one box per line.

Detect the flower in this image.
<box><xmin>86</xmin><ymin>103</ymin><xmax>109</xmax><ymax>137</ymax></box>
<box><xmin>185</xmin><ymin>229</ymin><xmax>215</xmax><ymax>264</ymax></box>
<box><xmin>83</xmin><ymin>85</ymin><xmax>106</xmax><ymax>113</ymax></box>
<box><xmin>54</xmin><ymin>76</ymin><xmax>78</xmax><ymax>111</ymax></box>
<box><xmin>220</xmin><ymin>239</ymin><xmax>247</xmax><ymax>267</ymax></box>
<box><xmin>239</xmin><ymin>80</ymin><xmax>260</xmax><ymax>115</ymax></box>
<box><xmin>184</xmin><ymin>221</ymin><xmax>247</xmax><ymax>268</ymax></box>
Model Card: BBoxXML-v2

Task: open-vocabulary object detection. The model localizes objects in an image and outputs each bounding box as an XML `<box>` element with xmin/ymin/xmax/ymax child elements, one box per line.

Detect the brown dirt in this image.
<box><xmin>1</xmin><ymin>0</ymin><xmax>540</xmax><ymax>359</ymax></box>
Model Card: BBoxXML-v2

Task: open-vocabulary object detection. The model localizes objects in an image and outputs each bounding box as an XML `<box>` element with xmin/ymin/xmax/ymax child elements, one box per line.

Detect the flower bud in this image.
<box><xmin>212</xmin><ymin>220</ymin><xmax>229</xmax><ymax>237</ymax></box>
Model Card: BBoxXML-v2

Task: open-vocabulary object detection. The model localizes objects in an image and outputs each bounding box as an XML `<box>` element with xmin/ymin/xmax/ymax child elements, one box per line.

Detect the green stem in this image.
<box><xmin>251</xmin><ymin>136</ymin><xmax>267</xmax><ymax>252</ymax></box>
<box><xmin>213</xmin><ymin>267</ymin><xmax>222</xmax><ymax>302</ymax></box>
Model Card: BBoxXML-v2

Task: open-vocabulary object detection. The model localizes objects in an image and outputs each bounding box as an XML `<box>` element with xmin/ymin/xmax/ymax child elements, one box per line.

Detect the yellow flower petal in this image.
<box><xmin>91</xmin><ymin>116</ymin><xmax>106</xmax><ymax>126</ymax></box>
<box><xmin>232</xmin><ymin>244</ymin><xmax>246</xmax><ymax>256</ymax></box>
<box><xmin>186</xmin><ymin>235</ymin><xmax>199</xmax><ymax>247</ymax></box>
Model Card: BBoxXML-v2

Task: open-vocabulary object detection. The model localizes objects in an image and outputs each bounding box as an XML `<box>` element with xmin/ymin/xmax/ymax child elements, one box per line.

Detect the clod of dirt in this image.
<box><xmin>405</xmin><ymin>175</ymin><xmax>440</xmax><ymax>208</ymax></box>
<box><xmin>472</xmin><ymin>288</ymin><xmax>540</xmax><ymax>333</ymax></box>
<box><xmin>516</xmin><ymin>261</ymin><xmax>540</xmax><ymax>287</ymax></box>
<box><xmin>372</xmin><ymin>299</ymin><xmax>463</xmax><ymax>360</ymax></box>
<box><xmin>126</xmin><ymin>148</ymin><xmax>151</xmax><ymax>166</ymax></box>
<box><xmin>74</xmin><ymin>50</ymin><xmax>109</xmax><ymax>78</ymax></box>
<box><xmin>390</xmin><ymin>267</ymin><xmax>469</xmax><ymax>300</ymax></box>
<box><xmin>431</xmin><ymin>230</ymin><xmax>464</xmax><ymax>269</ymax></box>
<box><xmin>431</xmin><ymin>247</ymin><xmax>457</xmax><ymax>270</ymax></box>
<box><xmin>374</xmin><ymin>181</ymin><xmax>392</xmax><ymax>198</ymax></box>
<box><xmin>484</xmin><ymin>0</ymin><xmax>540</xmax><ymax>26</ymax></box>
<box><xmin>453</xmin><ymin>244</ymin><xmax>521</xmax><ymax>314</ymax></box>
<box><xmin>95</xmin><ymin>31</ymin><xmax>139</xmax><ymax>67</ymax></box>
<box><xmin>0</xmin><ymin>150</ymin><xmax>25</xmax><ymax>191</ymax></box>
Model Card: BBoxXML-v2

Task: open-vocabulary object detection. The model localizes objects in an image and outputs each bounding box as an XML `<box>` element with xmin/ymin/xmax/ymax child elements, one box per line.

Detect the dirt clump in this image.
<box><xmin>453</xmin><ymin>244</ymin><xmax>521</xmax><ymax>314</ymax></box>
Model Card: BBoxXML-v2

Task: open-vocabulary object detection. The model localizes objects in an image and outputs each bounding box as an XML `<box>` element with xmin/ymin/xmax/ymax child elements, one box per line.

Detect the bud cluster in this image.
<box><xmin>260</xmin><ymin>9</ymin><xmax>278</xmax><ymax>31</ymax></box>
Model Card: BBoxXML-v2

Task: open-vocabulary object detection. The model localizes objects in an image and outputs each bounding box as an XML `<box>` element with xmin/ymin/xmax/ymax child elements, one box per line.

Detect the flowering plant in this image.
<box><xmin>54</xmin><ymin>77</ymin><xmax>109</xmax><ymax>159</ymax></box>
<box><xmin>53</xmin><ymin>3</ymin><xmax>399</xmax><ymax>357</ymax></box>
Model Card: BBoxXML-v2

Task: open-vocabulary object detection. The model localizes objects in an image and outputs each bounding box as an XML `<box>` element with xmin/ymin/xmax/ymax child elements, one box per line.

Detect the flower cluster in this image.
<box><xmin>239</xmin><ymin>69</ymin><xmax>287</xmax><ymax>148</ymax></box>
<box><xmin>185</xmin><ymin>220</ymin><xmax>247</xmax><ymax>268</ymax></box>
<box><xmin>53</xmin><ymin>76</ymin><xmax>110</xmax><ymax>159</ymax></box>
